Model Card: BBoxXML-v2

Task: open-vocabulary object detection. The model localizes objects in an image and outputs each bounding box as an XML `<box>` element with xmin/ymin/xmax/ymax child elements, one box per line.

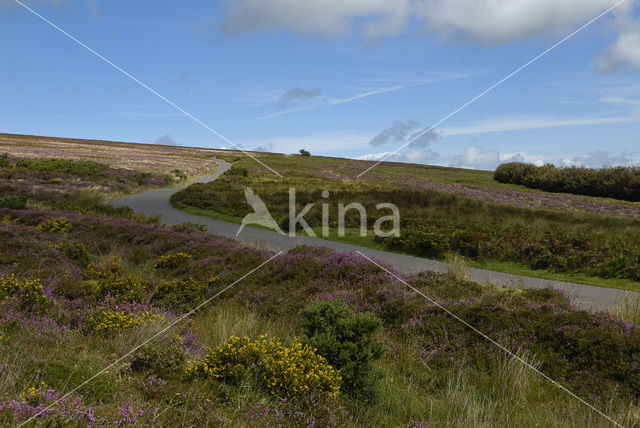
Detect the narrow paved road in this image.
<box><xmin>110</xmin><ymin>159</ymin><xmax>637</xmax><ymax>312</ymax></box>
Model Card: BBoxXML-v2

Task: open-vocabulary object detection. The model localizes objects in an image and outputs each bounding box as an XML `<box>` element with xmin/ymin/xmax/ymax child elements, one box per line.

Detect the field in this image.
<box><xmin>1</xmin><ymin>135</ymin><xmax>640</xmax><ymax>427</ymax></box>
<box><xmin>171</xmin><ymin>153</ymin><xmax>640</xmax><ymax>289</ymax></box>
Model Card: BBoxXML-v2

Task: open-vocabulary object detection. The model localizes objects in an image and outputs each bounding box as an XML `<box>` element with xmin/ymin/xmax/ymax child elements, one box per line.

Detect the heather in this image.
<box><xmin>495</xmin><ymin>162</ymin><xmax>640</xmax><ymax>202</ymax></box>
<box><xmin>171</xmin><ymin>155</ymin><xmax>640</xmax><ymax>282</ymax></box>
<box><xmin>1</xmin><ymin>149</ymin><xmax>640</xmax><ymax>426</ymax></box>
<box><xmin>1</xmin><ymin>205</ymin><xmax>640</xmax><ymax>426</ymax></box>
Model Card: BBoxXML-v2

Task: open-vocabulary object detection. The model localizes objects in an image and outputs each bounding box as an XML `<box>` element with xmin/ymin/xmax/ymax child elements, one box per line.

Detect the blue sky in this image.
<box><xmin>1</xmin><ymin>0</ymin><xmax>640</xmax><ymax>170</ymax></box>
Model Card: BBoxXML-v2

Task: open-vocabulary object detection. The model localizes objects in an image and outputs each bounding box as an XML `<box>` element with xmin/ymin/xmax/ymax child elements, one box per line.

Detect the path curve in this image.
<box><xmin>110</xmin><ymin>158</ymin><xmax>636</xmax><ymax>312</ymax></box>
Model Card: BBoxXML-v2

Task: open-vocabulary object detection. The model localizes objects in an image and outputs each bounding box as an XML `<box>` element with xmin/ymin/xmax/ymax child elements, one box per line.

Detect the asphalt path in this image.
<box><xmin>110</xmin><ymin>159</ymin><xmax>637</xmax><ymax>312</ymax></box>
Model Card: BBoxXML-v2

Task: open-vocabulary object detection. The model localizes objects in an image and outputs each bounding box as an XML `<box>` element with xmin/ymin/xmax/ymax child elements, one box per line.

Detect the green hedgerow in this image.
<box><xmin>186</xmin><ymin>334</ymin><xmax>341</xmax><ymax>401</ymax></box>
<box><xmin>301</xmin><ymin>300</ymin><xmax>384</xmax><ymax>401</ymax></box>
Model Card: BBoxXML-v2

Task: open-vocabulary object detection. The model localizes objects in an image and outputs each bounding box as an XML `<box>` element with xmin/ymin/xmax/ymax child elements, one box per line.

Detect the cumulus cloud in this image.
<box><xmin>278</xmin><ymin>87</ymin><xmax>322</xmax><ymax>108</ymax></box>
<box><xmin>595</xmin><ymin>11</ymin><xmax>640</xmax><ymax>73</ymax></box>
<box><xmin>357</xmin><ymin>146</ymin><xmax>638</xmax><ymax>170</ymax></box>
<box><xmin>154</xmin><ymin>134</ymin><xmax>179</xmax><ymax>146</ymax></box>
<box><xmin>220</xmin><ymin>1</ymin><xmax>637</xmax><ymax>71</ymax></box>
<box><xmin>369</xmin><ymin>120</ymin><xmax>440</xmax><ymax>148</ymax></box>
<box><xmin>220</xmin><ymin>1</ymin><xmax>622</xmax><ymax>43</ymax></box>
<box><xmin>221</xmin><ymin>0</ymin><xmax>411</xmax><ymax>41</ymax></box>
<box><xmin>415</xmin><ymin>0</ymin><xmax>620</xmax><ymax>44</ymax></box>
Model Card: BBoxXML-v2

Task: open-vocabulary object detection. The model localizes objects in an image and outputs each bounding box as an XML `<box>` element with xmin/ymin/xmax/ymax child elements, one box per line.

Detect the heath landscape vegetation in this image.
<box><xmin>0</xmin><ymin>135</ymin><xmax>639</xmax><ymax>427</ymax></box>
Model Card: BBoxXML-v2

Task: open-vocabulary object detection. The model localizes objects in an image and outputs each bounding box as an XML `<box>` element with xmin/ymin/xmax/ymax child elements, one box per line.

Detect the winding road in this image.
<box><xmin>110</xmin><ymin>159</ymin><xmax>637</xmax><ymax>312</ymax></box>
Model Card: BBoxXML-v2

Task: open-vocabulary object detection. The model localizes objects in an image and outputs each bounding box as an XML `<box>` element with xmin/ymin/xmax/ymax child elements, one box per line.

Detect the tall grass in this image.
<box><xmin>616</xmin><ymin>293</ymin><xmax>640</xmax><ymax>325</ymax></box>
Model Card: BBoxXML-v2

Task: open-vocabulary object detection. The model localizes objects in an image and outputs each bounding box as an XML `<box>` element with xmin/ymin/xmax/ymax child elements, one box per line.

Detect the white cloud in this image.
<box><xmin>221</xmin><ymin>1</ymin><xmax>637</xmax><ymax>73</ymax></box>
<box><xmin>356</xmin><ymin>145</ymin><xmax>638</xmax><ymax>170</ymax></box>
<box><xmin>221</xmin><ymin>0</ymin><xmax>412</xmax><ymax>41</ymax></box>
<box><xmin>415</xmin><ymin>0</ymin><xmax>621</xmax><ymax>44</ymax></box>
<box><xmin>369</xmin><ymin>120</ymin><xmax>440</xmax><ymax>148</ymax></box>
<box><xmin>221</xmin><ymin>0</ymin><xmax>622</xmax><ymax>42</ymax></box>
<box><xmin>594</xmin><ymin>10</ymin><xmax>640</xmax><ymax>73</ymax></box>
<box><xmin>441</xmin><ymin>114</ymin><xmax>640</xmax><ymax>136</ymax></box>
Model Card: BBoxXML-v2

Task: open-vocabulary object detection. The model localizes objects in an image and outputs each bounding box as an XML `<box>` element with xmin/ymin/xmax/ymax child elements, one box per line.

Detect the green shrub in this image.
<box><xmin>83</xmin><ymin>261</ymin><xmax>148</xmax><ymax>302</ymax></box>
<box><xmin>301</xmin><ymin>300</ymin><xmax>384</xmax><ymax>400</ymax></box>
<box><xmin>53</xmin><ymin>242</ymin><xmax>91</xmax><ymax>268</ymax></box>
<box><xmin>0</xmin><ymin>195</ymin><xmax>26</xmax><ymax>210</ymax></box>
<box><xmin>186</xmin><ymin>334</ymin><xmax>341</xmax><ymax>400</ymax></box>
<box><xmin>131</xmin><ymin>336</ymin><xmax>186</xmax><ymax>374</ymax></box>
<box><xmin>0</xmin><ymin>153</ymin><xmax>9</xmax><ymax>167</ymax></box>
<box><xmin>494</xmin><ymin>162</ymin><xmax>640</xmax><ymax>202</ymax></box>
<box><xmin>299</xmin><ymin>149</ymin><xmax>311</xmax><ymax>156</ymax></box>
<box><xmin>15</xmin><ymin>158</ymin><xmax>108</xmax><ymax>178</ymax></box>
<box><xmin>152</xmin><ymin>277</ymin><xmax>210</xmax><ymax>308</ymax></box>
<box><xmin>226</xmin><ymin>166</ymin><xmax>248</xmax><ymax>177</ymax></box>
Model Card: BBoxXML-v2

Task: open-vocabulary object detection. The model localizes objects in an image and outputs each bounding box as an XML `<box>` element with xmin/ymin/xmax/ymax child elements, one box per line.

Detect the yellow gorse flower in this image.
<box><xmin>0</xmin><ymin>274</ymin><xmax>55</xmax><ymax>308</ymax></box>
<box><xmin>186</xmin><ymin>334</ymin><xmax>341</xmax><ymax>400</ymax></box>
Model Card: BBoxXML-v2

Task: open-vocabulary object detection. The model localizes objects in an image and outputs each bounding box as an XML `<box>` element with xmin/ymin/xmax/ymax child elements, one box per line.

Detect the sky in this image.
<box><xmin>1</xmin><ymin>0</ymin><xmax>640</xmax><ymax>170</ymax></box>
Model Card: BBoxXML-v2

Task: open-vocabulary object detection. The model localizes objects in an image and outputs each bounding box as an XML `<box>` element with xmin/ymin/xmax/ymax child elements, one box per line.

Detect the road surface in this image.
<box><xmin>110</xmin><ymin>159</ymin><xmax>636</xmax><ymax>312</ymax></box>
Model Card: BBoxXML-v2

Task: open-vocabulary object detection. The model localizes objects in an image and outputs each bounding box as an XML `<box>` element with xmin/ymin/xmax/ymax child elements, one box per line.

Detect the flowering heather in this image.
<box><xmin>399</xmin><ymin>176</ymin><xmax>640</xmax><ymax>218</ymax></box>
<box><xmin>0</xmin><ymin>383</ymin><xmax>156</xmax><ymax>427</ymax></box>
<box><xmin>0</xmin><ymin>133</ymin><xmax>221</xmax><ymax>177</ymax></box>
<box><xmin>0</xmin><ymin>309</ymin><xmax>73</xmax><ymax>336</ymax></box>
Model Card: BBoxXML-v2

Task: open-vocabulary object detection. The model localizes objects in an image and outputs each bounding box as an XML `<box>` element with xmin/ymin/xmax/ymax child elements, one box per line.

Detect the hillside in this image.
<box><xmin>171</xmin><ymin>152</ymin><xmax>640</xmax><ymax>290</ymax></box>
<box><xmin>0</xmin><ymin>134</ymin><xmax>639</xmax><ymax>427</ymax></box>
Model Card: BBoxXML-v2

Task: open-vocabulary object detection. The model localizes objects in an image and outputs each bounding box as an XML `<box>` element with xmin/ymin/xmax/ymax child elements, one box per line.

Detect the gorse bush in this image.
<box><xmin>186</xmin><ymin>335</ymin><xmax>342</xmax><ymax>401</ymax></box>
<box><xmin>36</xmin><ymin>217</ymin><xmax>73</xmax><ymax>233</ymax></box>
<box><xmin>154</xmin><ymin>252</ymin><xmax>192</xmax><ymax>269</ymax></box>
<box><xmin>0</xmin><ymin>275</ymin><xmax>55</xmax><ymax>310</ymax></box>
<box><xmin>53</xmin><ymin>242</ymin><xmax>91</xmax><ymax>268</ymax></box>
<box><xmin>301</xmin><ymin>300</ymin><xmax>384</xmax><ymax>400</ymax></box>
<box><xmin>494</xmin><ymin>162</ymin><xmax>640</xmax><ymax>201</ymax></box>
<box><xmin>82</xmin><ymin>305</ymin><xmax>165</xmax><ymax>335</ymax></box>
<box><xmin>83</xmin><ymin>261</ymin><xmax>148</xmax><ymax>302</ymax></box>
<box><xmin>152</xmin><ymin>277</ymin><xmax>211</xmax><ymax>308</ymax></box>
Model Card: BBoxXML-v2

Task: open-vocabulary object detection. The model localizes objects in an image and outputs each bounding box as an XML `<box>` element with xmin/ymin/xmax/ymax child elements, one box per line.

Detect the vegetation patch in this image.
<box><xmin>495</xmin><ymin>162</ymin><xmax>640</xmax><ymax>201</ymax></box>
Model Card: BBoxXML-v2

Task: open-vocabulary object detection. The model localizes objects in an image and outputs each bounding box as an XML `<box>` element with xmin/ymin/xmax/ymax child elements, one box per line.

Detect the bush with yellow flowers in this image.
<box><xmin>83</xmin><ymin>261</ymin><xmax>148</xmax><ymax>303</ymax></box>
<box><xmin>81</xmin><ymin>301</ymin><xmax>164</xmax><ymax>335</ymax></box>
<box><xmin>36</xmin><ymin>217</ymin><xmax>73</xmax><ymax>233</ymax></box>
<box><xmin>186</xmin><ymin>335</ymin><xmax>341</xmax><ymax>400</ymax></box>
<box><xmin>0</xmin><ymin>274</ymin><xmax>55</xmax><ymax>310</ymax></box>
<box><xmin>154</xmin><ymin>252</ymin><xmax>192</xmax><ymax>269</ymax></box>
<box><xmin>152</xmin><ymin>277</ymin><xmax>211</xmax><ymax>308</ymax></box>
